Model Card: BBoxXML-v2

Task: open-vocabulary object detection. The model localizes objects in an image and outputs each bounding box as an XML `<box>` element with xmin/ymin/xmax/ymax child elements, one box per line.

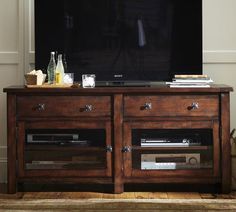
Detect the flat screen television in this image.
<box><xmin>35</xmin><ymin>0</ymin><xmax>202</xmax><ymax>84</ymax></box>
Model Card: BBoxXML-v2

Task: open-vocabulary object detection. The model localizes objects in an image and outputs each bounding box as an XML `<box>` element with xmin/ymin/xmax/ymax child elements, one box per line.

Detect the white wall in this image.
<box><xmin>203</xmin><ymin>0</ymin><xmax>236</xmax><ymax>129</ymax></box>
<box><xmin>0</xmin><ymin>0</ymin><xmax>236</xmax><ymax>184</ymax></box>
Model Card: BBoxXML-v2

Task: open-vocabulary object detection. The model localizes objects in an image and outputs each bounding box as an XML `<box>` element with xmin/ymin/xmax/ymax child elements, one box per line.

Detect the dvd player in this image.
<box><xmin>141</xmin><ymin>138</ymin><xmax>201</xmax><ymax>147</ymax></box>
<box><xmin>26</xmin><ymin>133</ymin><xmax>90</xmax><ymax>145</ymax></box>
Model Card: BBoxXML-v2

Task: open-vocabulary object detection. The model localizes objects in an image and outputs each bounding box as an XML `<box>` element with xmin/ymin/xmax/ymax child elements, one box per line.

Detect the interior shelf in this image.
<box><xmin>132</xmin><ymin>145</ymin><xmax>211</xmax><ymax>151</ymax></box>
<box><xmin>25</xmin><ymin>145</ymin><xmax>105</xmax><ymax>152</ymax></box>
<box><xmin>25</xmin><ymin>162</ymin><xmax>105</xmax><ymax>170</ymax></box>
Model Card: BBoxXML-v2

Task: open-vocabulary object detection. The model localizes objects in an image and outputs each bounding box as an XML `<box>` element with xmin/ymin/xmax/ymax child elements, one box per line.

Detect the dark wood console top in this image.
<box><xmin>3</xmin><ymin>84</ymin><xmax>233</xmax><ymax>94</ymax></box>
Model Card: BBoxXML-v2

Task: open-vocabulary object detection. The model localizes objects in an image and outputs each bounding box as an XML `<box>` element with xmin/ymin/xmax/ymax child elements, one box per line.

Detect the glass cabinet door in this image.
<box><xmin>123</xmin><ymin>121</ymin><xmax>219</xmax><ymax>178</ymax></box>
<box><xmin>17</xmin><ymin>121</ymin><xmax>112</xmax><ymax>177</ymax></box>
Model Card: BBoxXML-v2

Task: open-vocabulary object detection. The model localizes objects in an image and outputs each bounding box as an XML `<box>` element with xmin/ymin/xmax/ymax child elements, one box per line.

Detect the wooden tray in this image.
<box><xmin>25</xmin><ymin>83</ymin><xmax>80</xmax><ymax>88</ymax></box>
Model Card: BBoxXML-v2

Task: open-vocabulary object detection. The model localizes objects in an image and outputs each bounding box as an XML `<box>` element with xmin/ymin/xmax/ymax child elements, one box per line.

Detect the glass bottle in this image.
<box><xmin>55</xmin><ymin>54</ymin><xmax>65</xmax><ymax>84</ymax></box>
<box><xmin>63</xmin><ymin>54</ymin><xmax>68</xmax><ymax>73</ymax></box>
<box><xmin>47</xmin><ymin>52</ymin><xmax>56</xmax><ymax>84</ymax></box>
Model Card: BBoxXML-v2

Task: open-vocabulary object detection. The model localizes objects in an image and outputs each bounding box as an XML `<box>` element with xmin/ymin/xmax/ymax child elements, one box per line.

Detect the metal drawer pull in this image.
<box><xmin>188</xmin><ymin>102</ymin><xmax>199</xmax><ymax>110</ymax></box>
<box><xmin>84</xmin><ymin>104</ymin><xmax>93</xmax><ymax>112</ymax></box>
<box><xmin>35</xmin><ymin>103</ymin><xmax>45</xmax><ymax>111</ymax></box>
<box><xmin>142</xmin><ymin>102</ymin><xmax>152</xmax><ymax>110</ymax></box>
<box><xmin>122</xmin><ymin>146</ymin><xmax>132</xmax><ymax>153</ymax></box>
<box><xmin>106</xmin><ymin>145</ymin><xmax>113</xmax><ymax>152</ymax></box>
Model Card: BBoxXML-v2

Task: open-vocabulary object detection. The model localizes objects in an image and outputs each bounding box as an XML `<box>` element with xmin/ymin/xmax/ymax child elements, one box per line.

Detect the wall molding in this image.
<box><xmin>0</xmin><ymin>159</ymin><xmax>7</xmax><ymax>183</ymax></box>
<box><xmin>0</xmin><ymin>146</ymin><xmax>7</xmax><ymax>161</ymax></box>
<box><xmin>0</xmin><ymin>52</ymin><xmax>19</xmax><ymax>64</ymax></box>
<box><xmin>203</xmin><ymin>50</ymin><xmax>236</xmax><ymax>64</ymax></box>
<box><xmin>24</xmin><ymin>0</ymin><xmax>35</xmax><ymax>73</ymax></box>
<box><xmin>18</xmin><ymin>0</ymin><xmax>24</xmax><ymax>84</ymax></box>
<box><xmin>0</xmin><ymin>146</ymin><xmax>7</xmax><ymax>183</ymax></box>
<box><xmin>0</xmin><ymin>146</ymin><xmax>7</xmax><ymax>159</ymax></box>
<box><xmin>29</xmin><ymin>51</ymin><xmax>35</xmax><ymax>64</ymax></box>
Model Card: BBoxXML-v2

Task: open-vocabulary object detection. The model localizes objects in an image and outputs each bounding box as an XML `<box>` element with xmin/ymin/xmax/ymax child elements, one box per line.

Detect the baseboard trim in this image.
<box><xmin>0</xmin><ymin>160</ymin><xmax>7</xmax><ymax>183</ymax></box>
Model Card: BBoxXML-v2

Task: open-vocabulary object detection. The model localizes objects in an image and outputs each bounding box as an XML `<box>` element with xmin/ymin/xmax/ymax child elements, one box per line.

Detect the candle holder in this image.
<box><xmin>82</xmin><ymin>74</ymin><xmax>96</xmax><ymax>88</ymax></box>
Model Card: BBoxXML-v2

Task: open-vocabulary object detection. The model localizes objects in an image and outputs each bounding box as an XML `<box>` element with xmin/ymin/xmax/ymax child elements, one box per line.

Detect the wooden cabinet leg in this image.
<box><xmin>221</xmin><ymin>93</ymin><xmax>231</xmax><ymax>194</ymax></box>
<box><xmin>114</xmin><ymin>183</ymin><xmax>124</xmax><ymax>194</ymax></box>
<box><xmin>7</xmin><ymin>94</ymin><xmax>17</xmax><ymax>194</ymax></box>
<box><xmin>222</xmin><ymin>183</ymin><xmax>231</xmax><ymax>194</ymax></box>
<box><xmin>7</xmin><ymin>176</ymin><xmax>16</xmax><ymax>194</ymax></box>
<box><xmin>113</xmin><ymin>94</ymin><xmax>124</xmax><ymax>194</ymax></box>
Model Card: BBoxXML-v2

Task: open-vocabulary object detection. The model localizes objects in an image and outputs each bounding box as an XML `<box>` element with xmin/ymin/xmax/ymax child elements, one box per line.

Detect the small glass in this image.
<box><xmin>82</xmin><ymin>74</ymin><xmax>96</xmax><ymax>88</ymax></box>
<box><xmin>63</xmin><ymin>73</ymin><xmax>74</xmax><ymax>84</ymax></box>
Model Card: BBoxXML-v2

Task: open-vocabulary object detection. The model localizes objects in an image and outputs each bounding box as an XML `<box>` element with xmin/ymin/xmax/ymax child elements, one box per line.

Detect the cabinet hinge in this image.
<box><xmin>122</xmin><ymin>146</ymin><xmax>132</xmax><ymax>153</ymax></box>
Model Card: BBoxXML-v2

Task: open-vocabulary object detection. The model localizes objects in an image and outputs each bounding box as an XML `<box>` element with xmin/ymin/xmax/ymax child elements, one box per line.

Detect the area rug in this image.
<box><xmin>1</xmin><ymin>199</ymin><xmax>236</xmax><ymax>211</ymax></box>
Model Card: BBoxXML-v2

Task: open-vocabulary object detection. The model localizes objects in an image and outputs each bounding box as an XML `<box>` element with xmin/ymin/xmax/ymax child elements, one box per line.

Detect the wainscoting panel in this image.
<box><xmin>24</xmin><ymin>0</ymin><xmax>35</xmax><ymax>72</ymax></box>
<box><xmin>0</xmin><ymin>146</ymin><xmax>7</xmax><ymax>183</ymax></box>
<box><xmin>204</xmin><ymin>50</ymin><xmax>236</xmax><ymax>64</ymax></box>
<box><xmin>0</xmin><ymin>65</ymin><xmax>19</xmax><ymax>183</ymax></box>
<box><xmin>0</xmin><ymin>0</ymin><xmax>18</xmax><ymax>51</ymax></box>
<box><xmin>0</xmin><ymin>0</ymin><xmax>24</xmax><ymax>183</ymax></box>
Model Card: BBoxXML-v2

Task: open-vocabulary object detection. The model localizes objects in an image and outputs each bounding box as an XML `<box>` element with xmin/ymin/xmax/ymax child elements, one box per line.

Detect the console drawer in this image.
<box><xmin>124</xmin><ymin>95</ymin><xmax>219</xmax><ymax>117</ymax></box>
<box><xmin>17</xmin><ymin>96</ymin><xmax>111</xmax><ymax>117</ymax></box>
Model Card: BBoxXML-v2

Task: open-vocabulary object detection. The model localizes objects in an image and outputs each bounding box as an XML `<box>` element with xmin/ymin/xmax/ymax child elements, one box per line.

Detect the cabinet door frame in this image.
<box><xmin>17</xmin><ymin>120</ymin><xmax>112</xmax><ymax>178</ymax></box>
<box><xmin>123</xmin><ymin>120</ymin><xmax>220</xmax><ymax>178</ymax></box>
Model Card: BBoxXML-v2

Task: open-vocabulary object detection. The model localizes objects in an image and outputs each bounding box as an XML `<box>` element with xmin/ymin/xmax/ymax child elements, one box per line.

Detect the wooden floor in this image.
<box><xmin>1</xmin><ymin>183</ymin><xmax>236</xmax><ymax>200</ymax></box>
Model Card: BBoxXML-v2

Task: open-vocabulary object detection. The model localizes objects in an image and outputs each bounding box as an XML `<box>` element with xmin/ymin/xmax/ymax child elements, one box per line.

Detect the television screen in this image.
<box><xmin>35</xmin><ymin>0</ymin><xmax>202</xmax><ymax>82</ymax></box>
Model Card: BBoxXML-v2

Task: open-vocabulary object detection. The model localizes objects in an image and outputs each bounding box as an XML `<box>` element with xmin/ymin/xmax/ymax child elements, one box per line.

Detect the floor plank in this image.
<box><xmin>200</xmin><ymin>193</ymin><xmax>216</xmax><ymax>199</ymax></box>
<box><xmin>1</xmin><ymin>183</ymin><xmax>236</xmax><ymax>200</ymax></box>
<box><xmin>1</xmin><ymin>191</ymin><xmax>236</xmax><ymax>200</ymax></box>
<box><xmin>148</xmin><ymin>192</ymin><xmax>168</xmax><ymax>199</ymax></box>
<box><xmin>134</xmin><ymin>192</ymin><xmax>150</xmax><ymax>199</ymax></box>
<box><xmin>61</xmin><ymin>192</ymin><xmax>103</xmax><ymax>199</ymax></box>
<box><xmin>23</xmin><ymin>192</ymin><xmax>62</xmax><ymax>199</ymax></box>
<box><xmin>167</xmin><ymin>192</ymin><xmax>201</xmax><ymax>199</ymax></box>
<box><xmin>113</xmin><ymin>192</ymin><xmax>136</xmax><ymax>199</ymax></box>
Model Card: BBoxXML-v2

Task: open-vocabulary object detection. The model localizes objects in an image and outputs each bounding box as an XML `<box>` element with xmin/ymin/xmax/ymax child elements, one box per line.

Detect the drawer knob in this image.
<box><xmin>188</xmin><ymin>102</ymin><xmax>199</xmax><ymax>110</ymax></box>
<box><xmin>35</xmin><ymin>103</ymin><xmax>45</xmax><ymax>111</ymax></box>
<box><xmin>106</xmin><ymin>145</ymin><xmax>113</xmax><ymax>152</ymax></box>
<box><xmin>84</xmin><ymin>104</ymin><xmax>93</xmax><ymax>112</ymax></box>
<box><xmin>142</xmin><ymin>103</ymin><xmax>152</xmax><ymax>110</ymax></box>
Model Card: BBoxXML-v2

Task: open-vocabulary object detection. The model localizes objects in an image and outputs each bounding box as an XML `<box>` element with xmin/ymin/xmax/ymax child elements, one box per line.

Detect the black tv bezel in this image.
<box><xmin>35</xmin><ymin>0</ymin><xmax>202</xmax><ymax>83</ymax></box>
